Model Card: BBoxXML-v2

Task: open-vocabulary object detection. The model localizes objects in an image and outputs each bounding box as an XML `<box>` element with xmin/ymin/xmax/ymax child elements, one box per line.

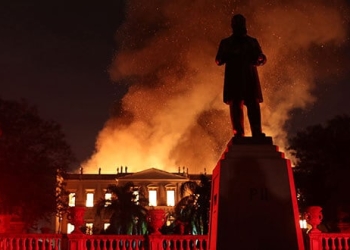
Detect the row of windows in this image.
<box><xmin>68</xmin><ymin>189</ymin><xmax>176</xmax><ymax>207</ymax></box>
<box><xmin>68</xmin><ymin>218</ymin><xmax>176</xmax><ymax>235</ymax></box>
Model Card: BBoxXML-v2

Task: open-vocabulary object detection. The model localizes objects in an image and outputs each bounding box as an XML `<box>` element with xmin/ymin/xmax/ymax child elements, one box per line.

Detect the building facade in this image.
<box><xmin>60</xmin><ymin>167</ymin><xmax>208</xmax><ymax>234</ymax></box>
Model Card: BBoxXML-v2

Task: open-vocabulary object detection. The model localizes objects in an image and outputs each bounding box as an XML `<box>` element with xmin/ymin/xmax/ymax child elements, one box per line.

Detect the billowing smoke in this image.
<box><xmin>82</xmin><ymin>0</ymin><xmax>349</xmax><ymax>174</ymax></box>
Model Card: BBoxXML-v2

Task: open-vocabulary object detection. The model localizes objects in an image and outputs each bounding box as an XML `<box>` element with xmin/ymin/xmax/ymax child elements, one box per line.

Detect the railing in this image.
<box><xmin>0</xmin><ymin>233</ymin><xmax>63</xmax><ymax>250</ymax></box>
<box><xmin>303</xmin><ymin>206</ymin><xmax>350</xmax><ymax>250</ymax></box>
<box><xmin>309</xmin><ymin>232</ymin><xmax>350</xmax><ymax>250</ymax></box>
<box><xmin>5</xmin><ymin>232</ymin><xmax>350</xmax><ymax>250</ymax></box>
<box><xmin>68</xmin><ymin>234</ymin><xmax>146</xmax><ymax>250</ymax></box>
<box><xmin>149</xmin><ymin>235</ymin><xmax>208</xmax><ymax>250</ymax></box>
<box><xmin>0</xmin><ymin>234</ymin><xmax>208</xmax><ymax>250</ymax></box>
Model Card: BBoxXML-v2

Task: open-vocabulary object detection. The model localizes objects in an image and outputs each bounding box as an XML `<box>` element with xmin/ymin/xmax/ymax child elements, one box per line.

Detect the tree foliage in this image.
<box><xmin>288</xmin><ymin>114</ymin><xmax>350</xmax><ymax>214</ymax></box>
<box><xmin>173</xmin><ymin>174</ymin><xmax>211</xmax><ymax>235</ymax></box>
<box><xmin>0</xmin><ymin>98</ymin><xmax>75</xmax><ymax>225</ymax></box>
<box><xmin>93</xmin><ymin>182</ymin><xmax>148</xmax><ymax>235</ymax></box>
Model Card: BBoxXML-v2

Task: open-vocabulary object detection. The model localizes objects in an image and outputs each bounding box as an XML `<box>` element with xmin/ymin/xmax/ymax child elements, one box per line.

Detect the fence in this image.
<box><xmin>0</xmin><ymin>234</ymin><xmax>208</xmax><ymax>250</ymax></box>
<box><xmin>3</xmin><ymin>231</ymin><xmax>350</xmax><ymax>250</ymax></box>
<box><xmin>0</xmin><ymin>234</ymin><xmax>63</xmax><ymax>250</ymax></box>
<box><xmin>309</xmin><ymin>232</ymin><xmax>350</xmax><ymax>250</ymax></box>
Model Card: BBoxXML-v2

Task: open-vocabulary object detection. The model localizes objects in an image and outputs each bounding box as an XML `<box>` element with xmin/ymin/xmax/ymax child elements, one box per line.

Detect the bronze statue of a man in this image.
<box><xmin>216</xmin><ymin>14</ymin><xmax>266</xmax><ymax>138</ymax></box>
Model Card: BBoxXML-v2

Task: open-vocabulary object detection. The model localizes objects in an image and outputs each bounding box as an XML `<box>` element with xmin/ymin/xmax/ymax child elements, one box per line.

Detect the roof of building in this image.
<box><xmin>63</xmin><ymin>168</ymin><xmax>198</xmax><ymax>181</ymax></box>
<box><xmin>117</xmin><ymin>168</ymin><xmax>188</xmax><ymax>180</ymax></box>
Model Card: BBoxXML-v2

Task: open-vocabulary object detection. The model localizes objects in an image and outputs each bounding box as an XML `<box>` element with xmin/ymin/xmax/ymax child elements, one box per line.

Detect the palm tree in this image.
<box><xmin>94</xmin><ymin>182</ymin><xmax>148</xmax><ymax>235</ymax></box>
<box><xmin>174</xmin><ymin>175</ymin><xmax>211</xmax><ymax>235</ymax></box>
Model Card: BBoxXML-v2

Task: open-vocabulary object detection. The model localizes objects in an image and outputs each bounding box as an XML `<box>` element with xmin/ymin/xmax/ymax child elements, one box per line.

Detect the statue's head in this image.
<box><xmin>231</xmin><ymin>14</ymin><xmax>247</xmax><ymax>36</ymax></box>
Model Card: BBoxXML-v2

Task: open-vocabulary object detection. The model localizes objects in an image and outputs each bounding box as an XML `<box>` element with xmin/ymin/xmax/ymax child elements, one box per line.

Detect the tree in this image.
<box><xmin>0</xmin><ymin>98</ymin><xmax>75</xmax><ymax>226</ymax></box>
<box><xmin>93</xmin><ymin>182</ymin><xmax>148</xmax><ymax>235</ymax></box>
<box><xmin>173</xmin><ymin>174</ymin><xmax>211</xmax><ymax>235</ymax></box>
<box><xmin>288</xmin><ymin>114</ymin><xmax>350</xmax><ymax>226</ymax></box>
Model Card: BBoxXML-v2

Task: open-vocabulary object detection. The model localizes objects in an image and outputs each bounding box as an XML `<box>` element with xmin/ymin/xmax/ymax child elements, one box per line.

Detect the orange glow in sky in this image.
<box><xmin>82</xmin><ymin>0</ymin><xmax>349</xmax><ymax>174</ymax></box>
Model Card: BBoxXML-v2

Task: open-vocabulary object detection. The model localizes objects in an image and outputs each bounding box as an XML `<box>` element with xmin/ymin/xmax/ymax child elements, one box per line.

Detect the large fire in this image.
<box><xmin>82</xmin><ymin>0</ymin><xmax>349</xmax><ymax>174</ymax></box>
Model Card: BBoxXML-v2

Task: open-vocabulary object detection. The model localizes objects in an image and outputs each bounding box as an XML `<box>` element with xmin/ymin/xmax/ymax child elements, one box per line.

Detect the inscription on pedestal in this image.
<box><xmin>249</xmin><ymin>187</ymin><xmax>268</xmax><ymax>201</ymax></box>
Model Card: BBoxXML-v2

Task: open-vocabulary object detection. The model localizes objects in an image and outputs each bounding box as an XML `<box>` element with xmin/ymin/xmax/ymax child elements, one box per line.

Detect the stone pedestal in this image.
<box><xmin>208</xmin><ymin>137</ymin><xmax>304</xmax><ymax>250</ymax></box>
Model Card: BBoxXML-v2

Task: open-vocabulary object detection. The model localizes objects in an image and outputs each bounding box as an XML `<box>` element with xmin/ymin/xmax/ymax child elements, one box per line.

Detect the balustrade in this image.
<box><xmin>0</xmin><ymin>234</ymin><xmax>207</xmax><ymax>250</ymax></box>
<box><xmin>3</xmin><ymin>231</ymin><xmax>350</xmax><ymax>250</ymax></box>
<box><xmin>0</xmin><ymin>234</ymin><xmax>62</xmax><ymax>250</ymax></box>
<box><xmin>305</xmin><ymin>205</ymin><xmax>350</xmax><ymax>250</ymax></box>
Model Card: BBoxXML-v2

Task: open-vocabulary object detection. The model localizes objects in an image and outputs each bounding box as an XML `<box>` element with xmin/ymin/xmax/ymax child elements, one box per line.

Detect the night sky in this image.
<box><xmin>1</xmin><ymin>1</ymin><xmax>350</xmax><ymax>172</ymax></box>
<box><xmin>1</xmin><ymin>1</ymin><xmax>126</xmax><ymax>167</ymax></box>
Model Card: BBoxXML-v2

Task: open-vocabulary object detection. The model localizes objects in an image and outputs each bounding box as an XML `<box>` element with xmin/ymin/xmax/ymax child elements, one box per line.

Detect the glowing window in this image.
<box><xmin>299</xmin><ymin>219</ymin><xmax>307</xmax><ymax>229</ymax></box>
<box><xmin>166</xmin><ymin>214</ymin><xmax>175</xmax><ymax>226</ymax></box>
<box><xmin>133</xmin><ymin>190</ymin><xmax>139</xmax><ymax>204</ymax></box>
<box><xmin>105</xmin><ymin>193</ymin><xmax>112</xmax><ymax>206</ymax></box>
<box><xmin>105</xmin><ymin>193</ymin><xmax>112</xmax><ymax>200</ymax></box>
<box><xmin>149</xmin><ymin>190</ymin><xmax>157</xmax><ymax>207</ymax></box>
<box><xmin>68</xmin><ymin>193</ymin><xmax>75</xmax><ymax>207</ymax></box>
<box><xmin>166</xmin><ymin>190</ymin><xmax>175</xmax><ymax>206</ymax></box>
<box><xmin>86</xmin><ymin>223</ymin><xmax>93</xmax><ymax>235</ymax></box>
<box><xmin>67</xmin><ymin>223</ymin><xmax>74</xmax><ymax>234</ymax></box>
<box><xmin>86</xmin><ymin>193</ymin><xmax>94</xmax><ymax>207</ymax></box>
<box><xmin>104</xmin><ymin>223</ymin><xmax>110</xmax><ymax>230</ymax></box>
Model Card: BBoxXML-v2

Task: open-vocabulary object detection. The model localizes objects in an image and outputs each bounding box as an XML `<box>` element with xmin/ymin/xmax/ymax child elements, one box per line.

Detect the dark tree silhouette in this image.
<box><xmin>173</xmin><ymin>174</ymin><xmax>211</xmax><ymax>235</ymax></box>
<box><xmin>288</xmin><ymin>114</ymin><xmax>350</xmax><ymax>226</ymax></box>
<box><xmin>0</xmin><ymin>98</ymin><xmax>75</xmax><ymax>226</ymax></box>
<box><xmin>94</xmin><ymin>182</ymin><xmax>148</xmax><ymax>235</ymax></box>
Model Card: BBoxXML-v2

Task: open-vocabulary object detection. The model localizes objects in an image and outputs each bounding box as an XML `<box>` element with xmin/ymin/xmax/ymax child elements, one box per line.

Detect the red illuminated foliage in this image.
<box><xmin>0</xmin><ymin>98</ymin><xmax>76</xmax><ymax>225</ymax></box>
<box><xmin>289</xmin><ymin>114</ymin><xmax>350</xmax><ymax>227</ymax></box>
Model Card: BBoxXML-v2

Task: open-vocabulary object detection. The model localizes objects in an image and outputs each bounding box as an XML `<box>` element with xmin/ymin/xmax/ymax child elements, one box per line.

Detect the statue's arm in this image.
<box><xmin>253</xmin><ymin>39</ymin><xmax>267</xmax><ymax>66</ymax></box>
<box><xmin>215</xmin><ymin>40</ymin><xmax>226</xmax><ymax>66</ymax></box>
<box><xmin>256</xmin><ymin>53</ymin><xmax>267</xmax><ymax>66</ymax></box>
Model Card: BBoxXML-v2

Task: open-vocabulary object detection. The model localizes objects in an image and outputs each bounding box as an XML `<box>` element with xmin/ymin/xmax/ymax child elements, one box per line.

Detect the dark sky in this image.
<box><xmin>1</xmin><ymin>1</ymin><xmax>127</xmax><ymax>167</ymax></box>
<box><xmin>1</xmin><ymin>1</ymin><xmax>350</xmax><ymax>170</ymax></box>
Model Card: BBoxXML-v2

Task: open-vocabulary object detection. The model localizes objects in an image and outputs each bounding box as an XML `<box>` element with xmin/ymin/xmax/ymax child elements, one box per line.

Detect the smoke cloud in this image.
<box><xmin>82</xmin><ymin>0</ymin><xmax>349</xmax><ymax>174</ymax></box>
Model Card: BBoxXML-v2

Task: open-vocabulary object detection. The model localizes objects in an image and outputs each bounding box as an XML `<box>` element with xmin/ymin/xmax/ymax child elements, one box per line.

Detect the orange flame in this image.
<box><xmin>82</xmin><ymin>0</ymin><xmax>349</xmax><ymax>174</ymax></box>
